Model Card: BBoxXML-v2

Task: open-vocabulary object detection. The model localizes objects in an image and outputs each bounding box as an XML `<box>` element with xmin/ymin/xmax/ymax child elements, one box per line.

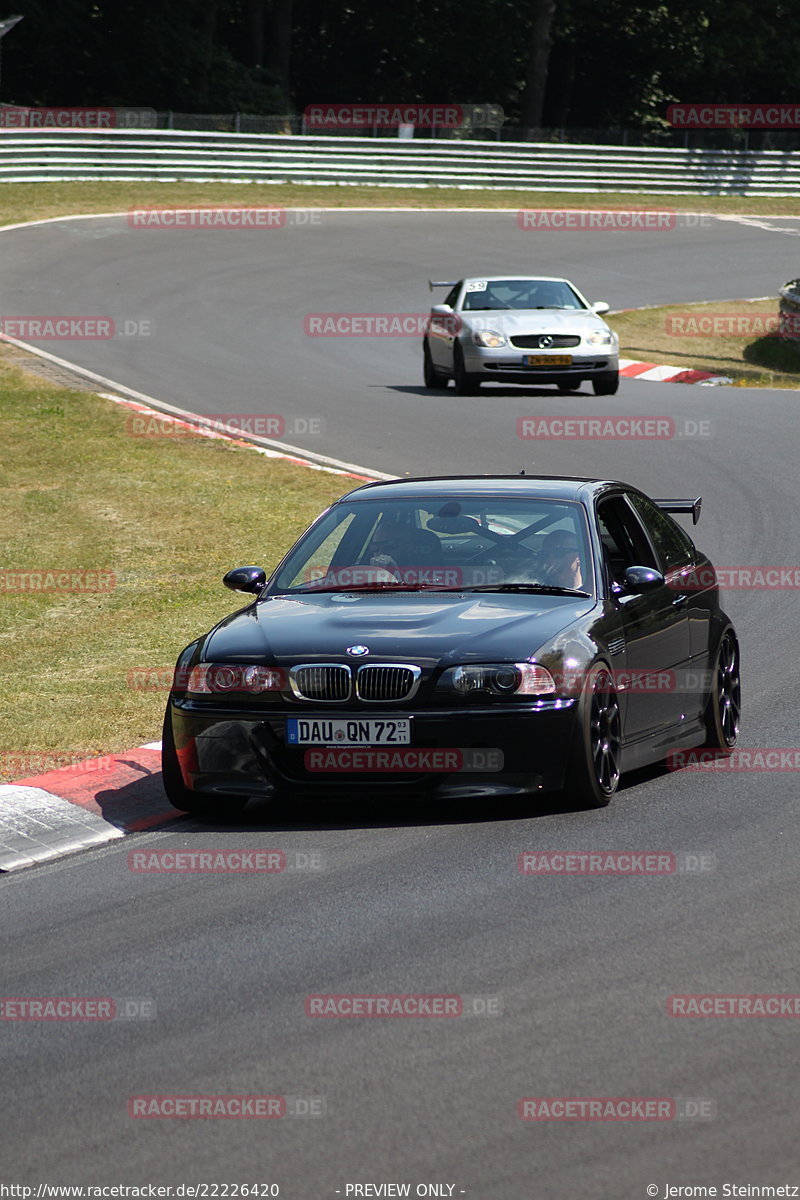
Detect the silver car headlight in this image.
<box><xmin>584</xmin><ymin>330</ymin><xmax>616</xmax><ymax>346</ymax></box>
<box><xmin>472</xmin><ymin>329</ymin><xmax>508</xmax><ymax>348</ymax></box>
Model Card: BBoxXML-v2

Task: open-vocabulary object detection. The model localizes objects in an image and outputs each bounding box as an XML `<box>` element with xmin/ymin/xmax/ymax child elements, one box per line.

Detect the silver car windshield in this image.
<box><xmin>270</xmin><ymin>497</ymin><xmax>595</xmax><ymax>597</ymax></box>
<box><xmin>462</xmin><ymin>279</ymin><xmax>585</xmax><ymax>312</ymax></box>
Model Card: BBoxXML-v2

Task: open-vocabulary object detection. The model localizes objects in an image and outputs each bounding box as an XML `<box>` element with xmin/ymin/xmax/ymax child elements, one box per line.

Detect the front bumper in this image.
<box><xmin>168</xmin><ymin>698</ymin><xmax>578</xmax><ymax>800</ymax></box>
<box><xmin>464</xmin><ymin>345</ymin><xmax>618</xmax><ymax>381</ymax></box>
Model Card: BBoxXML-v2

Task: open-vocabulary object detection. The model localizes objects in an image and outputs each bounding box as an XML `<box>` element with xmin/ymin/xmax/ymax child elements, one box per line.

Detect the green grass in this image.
<box><xmin>2</xmin><ymin>181</ymin><xmax>800</xmax><ymax>227</ymax></box>
<box><xmin>607</xmin><ymin>298</ymin><xmax>800</xmax><ymax>388</ymax></box>
<box><xmin>0</xmin><ymin>353</ymin><xmax>350</xmax><ymax>777</ymax></box>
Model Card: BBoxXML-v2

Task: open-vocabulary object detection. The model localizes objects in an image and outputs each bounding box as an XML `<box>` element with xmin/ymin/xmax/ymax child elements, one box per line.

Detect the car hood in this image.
<box><xmin>460</xmin><ymin>308</ymin><xmax>610</xmax><ymax>336</ymax></box>
<box><xmin>205</xmin><ymin>590</ymin><xmax>595</xmax><ymax>667</ymax></box>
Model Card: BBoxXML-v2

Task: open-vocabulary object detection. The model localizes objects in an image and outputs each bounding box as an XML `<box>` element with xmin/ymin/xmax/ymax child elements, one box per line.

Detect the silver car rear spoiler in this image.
<box><xmin>429</xmin><ymin>280</ymin><xmax>457</xmax><ymax>290</ymax></box>
<box><xmin>654</xmin><ymin>497</ymin><xmax>702</xmax><ymax>525</ymax></box>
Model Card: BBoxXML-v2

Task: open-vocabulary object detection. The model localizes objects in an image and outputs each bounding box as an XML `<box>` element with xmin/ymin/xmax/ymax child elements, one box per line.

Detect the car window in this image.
<box><xmin>271</xmin><ymin>497</ymin><xmax>594</xmax><ymax>594</ymax></box>
<box><xmin>461</xmin><ymin>279</ymin><xmax>585</xmax><ymax>312</ymax></box>
<box><xmin>445</xmin><ymin>283</ymin><xmax>461</xmax><ymax>309</ymax></box>
<box><xmin>281</xmin><ymin>511</ymin><xmax>359</xmax><ymax>588</ymax></box>
<box><xmin>596</xmin><ymin>495</ymin><xmax>657</xmax><ymax>587</ymax></box>
<box><xmin>626</xmin><ymin>492</ymin><xmax>697</xmax><ymax>573</ymax></box>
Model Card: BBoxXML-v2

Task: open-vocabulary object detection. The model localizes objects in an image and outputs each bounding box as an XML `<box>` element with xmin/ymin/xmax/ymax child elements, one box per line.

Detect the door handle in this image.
<box><xmin>672</xmin><ymin>593</ymin><xmax>688</xmax><ymax>606</ymax></box>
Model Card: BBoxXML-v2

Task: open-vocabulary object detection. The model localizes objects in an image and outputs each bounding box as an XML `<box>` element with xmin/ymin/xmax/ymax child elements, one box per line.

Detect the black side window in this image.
<box><xmin>597</xmin><ymin>496</ymin><xmax>657</xmax><ymax>586</ymax></box>
<box><xmin>626</xmin><ymin>492</ymin><xmax>696</xmax><ymax>573</ymax></box>
<box><xmin>445</xmin><ymin>283</ymin><xmax>461</xmax><ymax>309</ymax></box>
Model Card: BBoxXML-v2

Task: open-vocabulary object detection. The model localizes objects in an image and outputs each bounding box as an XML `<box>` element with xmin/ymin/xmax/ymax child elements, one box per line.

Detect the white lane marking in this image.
<box><xmin>3</xmin><ymin>209</ymin><xmax>800</xmax><ymax>236</ymax></box>
<box><xmin>715</xmin><ymin>214</ymin><xmax>800</xmax><ymax>237</ymax></box>
<box><xmin>0</xmin><ymin>332</ymin><xmax>392</xmax><ymax>480</ymax></box>
<box><xmin>140</xmin><ymin>741</ymin><xmax>163</xmax><ymax>751</ymax></box>
<box><xmin>0</xmin><ymin>785</ymin><xmax>124</xmax><ymax>871</ymax></box>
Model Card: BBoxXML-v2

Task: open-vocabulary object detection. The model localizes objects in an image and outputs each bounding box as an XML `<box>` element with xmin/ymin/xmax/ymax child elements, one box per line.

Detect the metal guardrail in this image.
<box><xmin>3</xmin><ymin>128</ymin><xmax>800</xmax><ymax>193</ymax></box>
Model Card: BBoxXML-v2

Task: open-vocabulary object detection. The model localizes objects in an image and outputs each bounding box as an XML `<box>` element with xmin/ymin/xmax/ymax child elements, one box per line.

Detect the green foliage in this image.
<box><xmin>3</xmin><ymin>0</ymin><xmax>800</xmax><ymax>128</ymax></box>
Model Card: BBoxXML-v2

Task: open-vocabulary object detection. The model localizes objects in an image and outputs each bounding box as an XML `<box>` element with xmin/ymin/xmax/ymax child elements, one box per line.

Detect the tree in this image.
<box><xmin>520</xmin><ymin>0</ymin><xmax>556</xmax><ymax>130</ymax></box>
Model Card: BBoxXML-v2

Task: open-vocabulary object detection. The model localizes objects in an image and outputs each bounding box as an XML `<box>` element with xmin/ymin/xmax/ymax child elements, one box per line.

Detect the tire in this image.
<box><xmin>557</xmin><ymin>381</ymin><xmax>581</xmax><ymax>393</ymax></box>
<box><xmin>453</xmin><ymin>342</ymin><xmax>481</xmax><ymax>395</ymax></box>
<box><xmin>563</xmin><ymin>663</ymin><xmax>622</xmax><ymax>808</ymax></box>
<box><xmin>423</xmin><ymin>339</ymin><xmax>446</xmax><ymax>389</ymax></box>
<box><xmin>701</xmin><ymin>630</ymin><xmax>741</xmax><ymax>750</ymax></box>
<box><xmin>161</xmin><ymin>703</ymin><xmax>249</xmax><ymax>818</ymax></box>
<box><xmin>592</xmin><ymin>371</ymin><xmax>619</xmax><ymax>396</ymax></box>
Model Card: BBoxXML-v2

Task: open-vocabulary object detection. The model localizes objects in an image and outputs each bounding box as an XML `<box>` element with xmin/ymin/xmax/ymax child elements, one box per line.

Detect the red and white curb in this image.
<box><xmin>0</xmin><ymin>741</ymin><xmax>177</xmax><ymax>871</ymax></box>
<box><xmin>619</xmin><ymin>358</ymin><xmax>733</xmax><ymax>386</ymax></box>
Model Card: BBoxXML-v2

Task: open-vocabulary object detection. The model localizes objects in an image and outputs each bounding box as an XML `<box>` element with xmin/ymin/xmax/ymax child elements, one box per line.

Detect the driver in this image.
<box><xmin>539</xmin><ymin>531</ymin><xmax>583</xmax><ymax>589</ymax></box>
<box><xmin>367</xmin><ymin>521</ymin><xmax>415</xmax><ymax>572</ymax></box>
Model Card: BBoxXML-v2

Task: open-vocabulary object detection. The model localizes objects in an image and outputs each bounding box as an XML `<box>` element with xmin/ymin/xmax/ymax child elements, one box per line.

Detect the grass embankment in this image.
<box><xmin>1</xmin><ymin>181</ymin><xmax>800</xmax><ymax>227</ymax></box>
<box><xmin>608</xmin><ymin>298</ymin><xmax>800</xmax><ymax>388</ymax></box>
<box><xmin>0</xmin><ymin>354</ymin><xmax>348</xmax><ymax>778</ymax></box>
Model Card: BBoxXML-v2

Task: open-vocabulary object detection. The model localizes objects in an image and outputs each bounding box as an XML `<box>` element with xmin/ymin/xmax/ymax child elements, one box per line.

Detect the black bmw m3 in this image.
<box><xmin>162</xmin><ymin>475</ymin><xmax>741</xmax><ymax>816</ymax></box>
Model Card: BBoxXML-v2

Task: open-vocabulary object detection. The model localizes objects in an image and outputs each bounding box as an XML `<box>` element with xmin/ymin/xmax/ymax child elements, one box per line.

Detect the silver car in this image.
<box><xmin>423</xmin><ymin>275</ymin><xmax>619</xmax><ymax>396</ymax></box>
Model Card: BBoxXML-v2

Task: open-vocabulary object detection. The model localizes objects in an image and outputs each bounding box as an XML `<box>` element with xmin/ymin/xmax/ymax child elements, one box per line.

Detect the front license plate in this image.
<box><xmin>523</xmin><ymin>354</ymin><xmax>573</xmax><ymax>366</ymax></box>
<box><xmin>286</xmin><ymin>717</ymin><xmax>411</xmax><ymax>746</ymax></box>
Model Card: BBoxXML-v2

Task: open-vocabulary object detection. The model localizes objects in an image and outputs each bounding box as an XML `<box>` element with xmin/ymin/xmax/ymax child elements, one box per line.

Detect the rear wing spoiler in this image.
<box><xmin>429</xmin><ymin>280</ymin><xmax>457</xmax><ymax>291</ymax></box>
<box><xmin>654</xmin><ymin>497</ymin><xmax>702</xmax><ymax>525</ymax></box>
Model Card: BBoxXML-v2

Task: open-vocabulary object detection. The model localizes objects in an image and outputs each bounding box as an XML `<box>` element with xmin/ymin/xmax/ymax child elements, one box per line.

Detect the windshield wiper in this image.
<box><xmin>458</xmin><ymin>583</ymin><xmax>591</xmax><ymax>597</ymax></box>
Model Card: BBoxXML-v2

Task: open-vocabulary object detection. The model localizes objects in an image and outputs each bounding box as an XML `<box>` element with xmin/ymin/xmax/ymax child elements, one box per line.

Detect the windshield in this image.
<box><xmin>461</xmin><ymin>279</ymin><xmax>585</xmax><ymax>312</ymax></box>
<box><xmin>269</xmin><ymin>496</ymin><xmax>595</xmax><ymax>597</ymax></box>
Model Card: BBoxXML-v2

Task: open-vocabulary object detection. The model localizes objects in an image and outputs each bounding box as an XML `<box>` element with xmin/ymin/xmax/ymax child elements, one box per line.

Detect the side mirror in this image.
<box><xmin>622</xmin><ymin>565</ymin><xmax>665</xmax><ymax>593</ymax></box>
<box><xmin>430</xmin><ymin>303</ymin><xmax>453</xmax><ymax>315</ymax></box>
<box><xmin>591</xmin><ymin>301</ymin><xmax>610</xmax><ymax>315</ymax></box>
<box><xmin>223</xmin><ymin>565</ymin><xmax>267</xmax><ymax>595</ymax></box>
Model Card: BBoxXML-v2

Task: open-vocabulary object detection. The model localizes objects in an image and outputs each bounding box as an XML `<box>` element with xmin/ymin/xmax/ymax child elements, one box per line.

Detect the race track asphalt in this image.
<box><xmin>1</xmin><ymin>208</ymin><xmax>798</xmax><ymax>1198</ymax></box>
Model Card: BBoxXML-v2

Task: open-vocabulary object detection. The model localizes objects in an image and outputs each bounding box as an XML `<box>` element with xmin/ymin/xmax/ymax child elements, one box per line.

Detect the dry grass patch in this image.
<box><xmin>607</xmin><ymin>298</ymin><xmax>800</xmax><ymax>388</ymax></box>
<box><xmin>0</xmin><ymin>349</ymin><xmax>350</xmax><ymax>775</ymax></box>
<box><xmin>1</xmin><ymin>181</ymin><xmax>800</xmax><ymax>227</ymax></box>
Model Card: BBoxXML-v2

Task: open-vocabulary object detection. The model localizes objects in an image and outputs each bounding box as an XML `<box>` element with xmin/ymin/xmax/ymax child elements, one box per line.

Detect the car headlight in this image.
<box><xmin>472</xmin><ymin>329</ymin><xmax>507</xmax><ymax>348</ymax></box>
<box><xmin>440</xmin><ymin>662</ymin><xmax>556</xmax><ymax>697</ymax></box>
<box><xmin>584</xmin><ymin>331</ymin><xmax>616</xmax><ymax>346</ymax></box>
<box><xmin>184</xmin><ymin>663</ymin><xmax>285</xmax><ymax>695</ymax></box>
